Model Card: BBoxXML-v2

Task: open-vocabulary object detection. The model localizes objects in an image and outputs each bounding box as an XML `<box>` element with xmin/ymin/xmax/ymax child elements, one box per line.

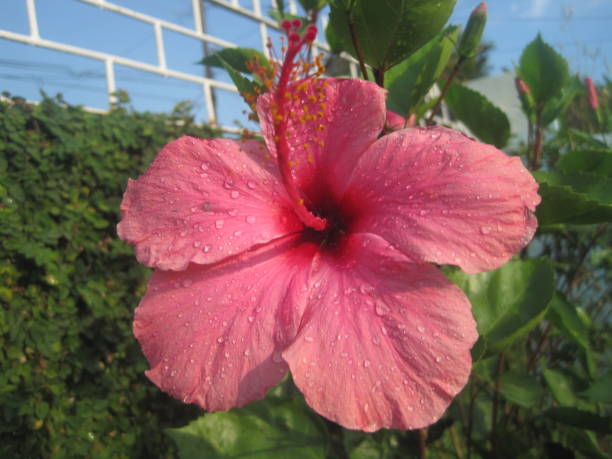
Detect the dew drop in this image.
<box><xmin>417</xmin><ymin>325</ymin><xmax>425</xmax><ymax>333</ymax></box>
<box><xmin>375</xmin><ymin>302</ymin><xmax>390</xmax><ymax>316</ymax></box>
<box><xmin>247</xmin><ymin>315</ymin><xmax>255</xmax><ymax>323</ymax></box>
<box><xmin>363</xmin><ymin>359</ymin><xmax>371</xmax><ymax>368</ymax></box>
<box><xmin>304</xmin><ymin>335</ymin><xmax>314</xmax><ymax>342</ymax></box>
<box><xmin>203</xmin><ymin>244</ymin><xmax>212</xmax><ymax>253</ymax></box>
<box><xmin>228</xmin><ymin>209</ymin><xmax>238</xmax><ymax>216</ymax></box>
<box><xmin>215</xmin><ymin>219</ymin><xmax>224</xmax><ymax>229</ymax></box>
<box><xmin>216</xmin><ymin>336</ymin><xmax>224</xmax><ymax>343</ymax></box>
<box><xmin>200</xmin><ymin>161</ymin><xmax>210</xmax><ymax>170</ymax></box>
<box><xmin>193</xmin><ymin>241</ymin><xmax>201</xmax><ymax>248</ymax></box>
<box><xmin>230</xmin><ymin>190</ymin><xmax>240</xmax><ymax>199</ymax></box>
<box><xmin>247</xmin><ymin>180</ymin><xmax>256</xmax><ymax>189</ymax></box>
<box><xmin>246</xmin><ymin>215</ymin><xmax>256</xmax><ymax>224</ymax></box>
<box><xmin>182</xmin><ymin>279</ymin><xmax>193</xmax><ymax>287</ymax></box>
<box><xmin>480</xmin><ymin>225</ymin><xmax>492</xmax><ymax>235</ymax></box>
<box><xmin>243</xmin><ymin>349</ymin><xmax>251</xmax><ymax>357</ymax></box>
<box><xmin>435</xmin><ymin>356</ymin><xmax>442</xmax><ymax>363</ymax></box>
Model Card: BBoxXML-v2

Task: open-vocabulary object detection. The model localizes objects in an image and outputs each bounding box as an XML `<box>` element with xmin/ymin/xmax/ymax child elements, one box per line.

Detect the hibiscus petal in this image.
<box><xmin>257</xmin><ymin>78</ymin><xmax>386</xmax><ymax>196</ymax></box>
<box><xmin>346</xmin><ymin>126</ymin><xmax>540</xmax><ymax>273</ymax></box>
<box><xmin>134</xmin><ymin>235</ymin><xmax>316</xmax><ymax>411</ymax></box>
<box><xmin>117</xmin><ymin>137</ymin><xmax>303</xmax><ymax>270</ymax></box>
<box><xmin>283</xmin><ymin>234</ymin><xmax>477</xmax><ymax>431</ymax></box>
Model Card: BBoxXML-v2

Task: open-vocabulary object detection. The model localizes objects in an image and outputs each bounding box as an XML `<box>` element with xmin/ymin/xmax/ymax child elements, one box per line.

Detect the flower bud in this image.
<box><xmin>515</xmin><ymin>77</ymin><xmax>535</xmax><ymax>114</ymax></box>
<box><xmin>457</xmin><ymin>2</ymin><xmax>487</xmax><ymax>60</ymax></box>
<box><xmin>584</xmin><ymin>77</ymin><xmax>599</xmax><ymax>110</ymax></box>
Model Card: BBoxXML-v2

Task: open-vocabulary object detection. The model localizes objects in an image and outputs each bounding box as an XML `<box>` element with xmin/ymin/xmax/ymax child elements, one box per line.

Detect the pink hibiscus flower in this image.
<box><xmin>117</xmin><ymin>23</ymin><xmax>539</xmax><ymax>432</ymax></box>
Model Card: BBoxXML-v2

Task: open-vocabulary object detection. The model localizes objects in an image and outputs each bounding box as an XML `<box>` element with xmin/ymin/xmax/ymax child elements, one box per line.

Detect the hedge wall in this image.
<box><xmin>0</xmin><ymin>94</ymin><xmax>219</xmax><ymax>458</ymax></box>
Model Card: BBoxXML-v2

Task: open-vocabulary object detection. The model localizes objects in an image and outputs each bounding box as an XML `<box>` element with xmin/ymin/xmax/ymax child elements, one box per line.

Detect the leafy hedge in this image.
<box><xmin>0</xmin><ymin>94</ymin><xmax>218</xmax><ymax>458</ymax></box>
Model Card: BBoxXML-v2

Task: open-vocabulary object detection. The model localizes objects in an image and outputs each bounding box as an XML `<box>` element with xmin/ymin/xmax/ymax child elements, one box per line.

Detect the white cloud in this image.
<box><xmin>525</xmin><ymin>0</ymin><xmax>553</xmax><ymax>18</ymax></box>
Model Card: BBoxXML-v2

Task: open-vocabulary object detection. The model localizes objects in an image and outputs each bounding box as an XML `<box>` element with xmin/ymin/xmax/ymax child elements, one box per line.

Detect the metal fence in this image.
<box><xmin>0</xmin><ymin>0</ymin><xmax>353</xmax><ymax>132</ymax></box>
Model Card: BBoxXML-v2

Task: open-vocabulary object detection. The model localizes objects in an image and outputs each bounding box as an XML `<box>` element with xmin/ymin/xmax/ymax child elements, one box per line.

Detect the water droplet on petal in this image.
<box><xmin>203</xmin><ymin>244</ymin><xmax>212</xmax><ymax>253</ymax></box>
<box><xmin>375</xmin><ymin>302</ymin><xmax>390</xmax><ymax>316</ymax></box>
<box><xmin>193</xmin><ymin>241</ymin><xmax>201</xmax><ymax>248</ymax></box>
<box><xmin>480</xmin><ymin>226</ymin><xmax>492</xmax><ymax>235</ymax></box>
<box><xmin>230</xmin><ymin>190</ymin><xmax>240</xmax><ymax>199</ymax></box>
<box><xmin>246</xmin><ymin>216</ymin><xmax>256</xmax><ymax>224</ymax></box>
<box><xmin>182</xmin><ymin>279</ymin><xmax>193</xmax><ymax>287</ymax></box>
<box><xmin>216</xmin><ymin>336</ymin><xmax>224</xmax><ymax>343</ymax></box>
<box><xmin>304</xmin><ymin>335</ymin><xmax>314</xmax><ymax>342</ymax></box>
<box><xmin>247</xmin><ymin>180</ymin><xmax>256</xmax><ymax>189</ymax></box>
<box><xmin>243</xmin><ymin>349</ymin><xmax>251</xmax><ymax>357</ymax></box>
<box><xmin>363</xmin><ymin>359</ymin><xmax>371</xmax><ymax>368</ymax></box>
<box><xmin>215</xmin><ymin>219</ymin><xmax>224</xmax><ymax>229</ymax></box>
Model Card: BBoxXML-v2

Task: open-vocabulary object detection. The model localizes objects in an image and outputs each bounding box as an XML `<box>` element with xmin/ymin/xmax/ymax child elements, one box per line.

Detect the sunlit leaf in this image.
<box><xmin>385</xmin><ymin>26</ymin><xmax>459</xmax><ymax>117</ymax></box>
<box><xmin>328</xmin><ymin>0</ymin><xmax>456</xmax><ymax>71</ymax></box>
<box><xmin>444</xmin><ymin>82</ymin><xmax>511</xmax><ymax>148</ymax></box>
<box><xmin>447</xmin><ymin>259</ymin><xmax>554</xmax><ymax>355</ymax></box>
<box><xmin>167</xmin><ymin>397</ymin><xmax>328</xmax><ymax>459</ymax></box>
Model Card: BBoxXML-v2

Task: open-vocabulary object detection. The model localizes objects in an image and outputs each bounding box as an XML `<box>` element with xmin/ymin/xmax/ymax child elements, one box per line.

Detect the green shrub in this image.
<box><xmin>0</xmin><ymin>93</ymin><xmax>219</xmax><ymax>458</ymax></box>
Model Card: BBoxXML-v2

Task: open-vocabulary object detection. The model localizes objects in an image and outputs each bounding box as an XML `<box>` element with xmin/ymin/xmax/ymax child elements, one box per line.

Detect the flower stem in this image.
<box><xmin>426</xmin><ymin>57</ymin><xmax>464</xmax><ymax>125</ymax></box>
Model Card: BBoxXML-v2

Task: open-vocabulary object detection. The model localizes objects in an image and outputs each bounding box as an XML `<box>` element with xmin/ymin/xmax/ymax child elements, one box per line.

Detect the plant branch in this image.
<box><xmin>426</xmin><ymin>57</ymin><xmax>464</xmax><ymax>125</ymax></box>
<box><xmin>347</xmin><ymin>19</ymin><xmax>369</xmax><ymax>81</ymax></box>
<box><xmin>490</xmin><ymin>353</ymin><xmax>506</xmax><ymax>451</ymax></box>
<box><xmin>418</xmin><ymin>428</ymin><xmax>428</xmax><ymax>459</ymax></box>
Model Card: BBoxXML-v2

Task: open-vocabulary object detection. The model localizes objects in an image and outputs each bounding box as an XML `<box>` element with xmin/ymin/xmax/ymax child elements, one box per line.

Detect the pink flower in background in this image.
<box><xmin>584</xmin><ymin>77</ymin><xmax>599</xmax><ymax>110</ymax></box>
<box><xmin>386</xmin><ymin>110</ymin><xmax>417</xmax><ymax>131</ymax></box>
<box><xmin>117</xmin><ymin>24</ymin><xmax>540</xmax><ymax>431</ymax></box>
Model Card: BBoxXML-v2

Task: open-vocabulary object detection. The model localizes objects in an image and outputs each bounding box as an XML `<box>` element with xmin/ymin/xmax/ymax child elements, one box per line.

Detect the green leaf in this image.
<box><xmin>443</xmin><ymin>83</ymin><xmax>511</xmax><ymax>148</ymax></box>
<box><xmin>547</xmin><ymin>292</ymin><xmax>590</xmax><ymax>350</ymax></box>
<box><xmin>545</xmin><ymin>407</ymin><xmax>612</xmax><ymax>434</ymax></box>
<box><xmin>580</xmin><ymin>372</ymin><xmax>612</xmax><ymax>403</ymax></box>
<box><xmin>328</xmin><ymin>0</ymin><xmax>456</xmax><ymax>71</ymax></box>
<box><xmin>517</xmin><ymin>34</ymin><xmax>569</xmax><ymax>107</ymax></box>
<box><xmin>298</xmin><ymin>0</ymin><xmax>328</xmax><ymax>10</ymax></box>
<box><xmin>499</xmin><ymin>371</ymin><xmax>543</xmax><ymax>408</ymax></box>
<box><xmin>543</xmin><ymin>368</ymin><xmax>578</xmax><ymax>406</ymax></box>
<box><xmin>385</xmin><ymin>26</ymin><xmax>459</xmax><ymax>118</ymax></box>
<box><xmin>216</xmin><ymin>56</ymin><xmax>262</xmax><ymax>112</ymax></box>
<box><xmin>534</xmin><ymin>171</ymin><xmax>612</xmax><ymax>226</ymax></box>
<box><xmin>541</xmin><ymin>75</ymin><xmax>582</xmax><ymax>126</ymax></box>
<box><xmin>558</xmin><ymin>148</ymin><xmax>612</xmax><ymax>177</ymax></box>
<box><xmin>198</xmin><ymin>48</ymin><xmax>270</xmax><ymax>74</ymax></box>
<box><xmin>166</xmin><ymin>397</ymin><xmax>328</xmax><ymax>459</ymax></box>
<box><xmin>447</xmin><ymin>259</ymin><xmax>554</xmax><ymax>355</ymax></box>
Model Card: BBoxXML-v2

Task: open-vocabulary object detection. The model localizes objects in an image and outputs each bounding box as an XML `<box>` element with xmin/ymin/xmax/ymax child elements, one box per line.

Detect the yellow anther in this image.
<box><xmin>307</xmin><ymin>153</ymin><xmax>314</xmax><ymax>164</ymax></box>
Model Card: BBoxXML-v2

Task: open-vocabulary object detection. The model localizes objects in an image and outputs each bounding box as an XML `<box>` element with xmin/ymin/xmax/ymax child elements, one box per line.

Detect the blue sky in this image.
<box><xmin>0</xmin><ymin>0</ymin><xmax>610</xmax><ymax>127</ymax></box>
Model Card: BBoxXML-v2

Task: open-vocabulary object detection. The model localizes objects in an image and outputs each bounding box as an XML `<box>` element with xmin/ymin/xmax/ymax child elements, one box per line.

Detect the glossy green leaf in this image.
<box><xmin>558</xmin><ymin>148</ymin><xmax>612</xmax><ymax>177</ymax></box>
<box><xmin>447</xmin><ymin>259</ymin><xmax>554</xmax><ymax>354</ymax></box>
<box><xmin>561</xmin><ymin>428</ymin><xmax>608</xmax><ymax>459</ymax></box>
<box><xmin>541</xmin><ymin>75</ymin><xmax>582</xmax><ymax>126</ymax></box>
<box><xmin>198</xmin><ymin>47</ymin><xmax>269</xmax><ymax>74</ymax></box>
<box><xmin>328</xmin><ymin>0</ymin><xmax>456</xmax><ymax>71</ymax></box>
<box><xmin>545</xmin><ymin>407</ymin><xmax>612</xmax><ymax>434</ymax></box>
<box><xmin>517</xmin><ymin>34</ymin><xmax>569</xmax><ymax>107</ymax></box>
<box><xmin>444</xmin><ymin>83</ymin><xmax>511</xmax><ymax>148</ymax></box>
<box><xmin>166</xmin><ymin>397</ymin><xmax>328</xmax><ymax>459</ymax></box>
<box><xmin>385</xmin><ymin>26</ymin><xmax>459</xmax><ymax>117</ymax></box>
<box><xmin>547</xmin><ymin>292</ymin><xmax>589</xmax><ymax>350</ymax></box>
<box><xmin>534</xmin><ymin>171</ymin><xmax>612</xmax><ymax>226</ymax></box>
<box><xmin>499</xmin><ymin>371</ymin><xmax>543</xmax><ymax>408</ymax></box>
<box><xmin>298</xmin><ymin>0</ymin><xmax>328</xmax><ymax>10</ymax></box>
<box><xmin>580</xmin><ymin>372</ymin><xmax>612</xmax><ymax>403</ymax></box>
<box><xmin>543</xmin><ymin>368</ymin><xmax>578</xmax><ymax>406</ymax></box>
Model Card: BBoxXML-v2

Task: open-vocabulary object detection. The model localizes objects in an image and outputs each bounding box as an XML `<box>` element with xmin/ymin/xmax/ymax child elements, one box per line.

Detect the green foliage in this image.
<box><xmin>0</xmin><ymin>93</ymin><xmax>218</xmax><ymax>458</ymax></box>
<box><xmin>443</xmin><ymin>82</ymin><xmax>511</xmax><ymax>148</ymax></box>
<box><xmin>518</xmin><ymin>34</ymin><xmax>569</xmax><ymax>109</ymax></box>
<box><xmin>327</xmin><ymin>0</ymin><xmax>456</xmax><ymax>72</ymax></box>
<box><xmin>167</xmin><ymin>396</ymin><xmax>328</xmax><ymax>458</ymax></box>
<box><xmin>447</xmin><ymin>259</ymin><xmax>554</xmax><ymax>355</ymax></box>
<box><xmin>385</xmin><ymin>26</ymin><xmax>459</xmax><ymax>118</ymax></box>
